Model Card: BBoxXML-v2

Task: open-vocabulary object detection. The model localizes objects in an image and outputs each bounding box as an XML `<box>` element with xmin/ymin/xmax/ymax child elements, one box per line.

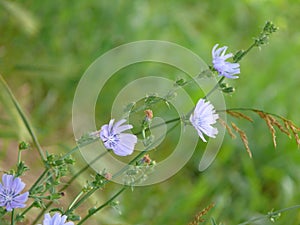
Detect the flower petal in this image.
<box><xmin>190</xmin><ymin>99</ymin><xmax>219</xmax><ymax>142</ymax></box>
<box><xmin>212</xmin><ymin>44</ymin><xmax>240</xmax><ymax>79</ymax></box>
<box><xmin>99</xmin><ymin>119</ymin><xmax>137</xmax><ymax>156</ymax></box>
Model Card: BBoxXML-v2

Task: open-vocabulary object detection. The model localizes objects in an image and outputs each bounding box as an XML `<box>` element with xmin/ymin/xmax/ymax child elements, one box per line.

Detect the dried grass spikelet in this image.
<box><xmin>254</xmin><ymin>110</ymin><xmax>300</xmax><ymax>148</ymax></box>
<box><xmin>226</xmin><ymin>110</ymin><xmax>254</xmax><ymax>122</ymax></box>
<box><xmin>255</xmin><ymin>111</ymin><xmax>277</xmax><ymax>147</ymax></box>
<box><xmin>188</xmin><ymin>203</ymin><xmax>215</xmax><ymax>225</ymax></box>
<box><xmin>270</xmin><ymin>116</ymin><xmax>290</xmax><ymax>136</ymax></box>
<box><xmin>226</xmin><ymin>108</ymin><xmax>300</xmax><ymax>150</ymax></box>
<box><xmin>231</xmin><ymin>122</ymin><xmax>252</xmax><ymax>158</ymax></box>
<box><xmin>218</xmin><ymin>118</ymin><xmax>236</xmax><ymax>139</ymax></box>
<box><xmin>284</xmin><ymin>120</ymin><xmax>300</xmax><ymax>147</ymax></box>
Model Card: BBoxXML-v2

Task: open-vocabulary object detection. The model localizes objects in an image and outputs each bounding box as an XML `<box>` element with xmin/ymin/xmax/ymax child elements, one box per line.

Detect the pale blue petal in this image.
<box><xmin>212</xmin><ymin>44</ymin><xmax>240</xmax><ymax>79</ymax></box>
<box><xmin>190</xmin><ymin>99</ymin><xmax>219</xmax><ymax>142</ymax></box>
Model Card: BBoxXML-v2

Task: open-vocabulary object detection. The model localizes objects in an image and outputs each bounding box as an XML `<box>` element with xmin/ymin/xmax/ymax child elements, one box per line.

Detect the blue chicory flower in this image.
<box><xmin>0</xmin><ymin>174</ymin><xmax>29</xmax><ymax>211</ymax></box>
<box><xmin>212</xmin><ymin>44</ymin><xmax>240</xmax><ymax>79</ymax></box>
<box><xmin>190</xmin><ymin>99</ymin><xmax>219</xmax><ymax>142</ymax></box>
<box><xmin>39</xmin><ymin>213</ymin><xmax>74</xmax><ymax>225</ymax></box>
<box><xmin>99</xmin><ymin>119</ymin><xmax>137</xmax><ymax>156</ymax></box>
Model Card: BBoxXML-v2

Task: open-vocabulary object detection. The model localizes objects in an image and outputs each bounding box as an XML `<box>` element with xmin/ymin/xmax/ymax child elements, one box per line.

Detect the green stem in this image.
<box><xmin>23</xmin><ymin>145</ymin><xmax>91</xmax><ymax>223</ymax></box>
<box><xmin>204</xmin><ymin>42</ymin><xmax>256</xmax><ymax>100</ymax></box>
<box><xmin>239</xmin><ymin>43</ymin><xmax>256</xmax><ymax>62</ymax></box>
<box><xmin>18</xmin><ymin>203</ymin><xmax>35</xmax><ymax>218</ymax></box>
<box><xmin>203</xmin><ymin>76</ymin><xmax>225</xmax><ymax>100</ymax></box>
<box><xmin>67</xmin><ymin>191</ymin><xmax>83</xmax><ymax>211</ymax></box>
<box><xmin>64</xmin><ymin>184</ymin><xmax>102</xmax><ymax>216</ymax></box>
<box><xmin>60</xmin><ymin>145</ymin><xmax>80</xmax><ymax>159</ymax></box>
<box><xmin>0</xmin><ymin>75</ymin><xmax>46</xmax><ymax>161</ymax></box>
<box><xmin>28</xmin><ymin>141</ymin><xmax>101</xmax><ymax>224</ymax></box>
<box><xmin>135</xmin><ymin>117</ymin><xmax>181</xmax><ymax>136</ymax></box>
<box><xmin>61</xmin><ymin>139</ymin><xmax>97</xmax><ymax>160</ymax></box>
<box><xmin>238</xmin><ymin>205</ymin><xmax>300</xmax><ymax>225</ymax></box>
<box><xmin>11</xmin><ymin>209</ymin><xmax>15</xmax><ymax>225</ymax></box>
<box><xmin>77</xmin><ymin>187</ymin><xmax>127</xmax><ymax>225</ymax></box>
<box><xmin>29</xmin><ymin>168</ymin><xmax>49</xmax><ymax>193</ymax></box>
<box><xmin>17</xmin><ymin>150</ymin><xmax>21</xmax><ymax>165</ymax></box>
<box><xmin>32</xmin><ymin>151</ymin><xmax>108</xmax><ymax>224</ymax></box>
<box><xmin>114</xmin><ymin>121</ymin><xmax>180</xmax><ymax>179</ymax></box>
<box><xmin>66</xmin><ymin>121</ymin><xmax>180</xmax><ymax>216</ymax></box>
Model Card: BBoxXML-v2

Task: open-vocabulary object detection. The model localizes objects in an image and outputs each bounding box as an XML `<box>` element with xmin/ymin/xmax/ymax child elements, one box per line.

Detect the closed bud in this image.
<box><xmin>222</xmin><ymin>86</ymin><xmax>235</xmax><ymax>94</ymax></box>
<box><xmin>175</xmin><ymin>78</ymin><xmax>186</xmax><ymax>86</ymax></box>
<box><xmin>144</xmin><ymin>109</ymin><xmax>153</xmax><ymax>120</ymax></box>
<box><xmin>19</xmin><ymin>141</ymin><xmax>29</xmax><ymax>151</ymax></box>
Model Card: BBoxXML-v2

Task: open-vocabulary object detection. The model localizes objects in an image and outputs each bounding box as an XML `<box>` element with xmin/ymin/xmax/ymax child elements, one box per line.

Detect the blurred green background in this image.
<box><xmin>1</xmin><ymin>0</ymin><xmax>300</xmax><ymax>224</ymax></box>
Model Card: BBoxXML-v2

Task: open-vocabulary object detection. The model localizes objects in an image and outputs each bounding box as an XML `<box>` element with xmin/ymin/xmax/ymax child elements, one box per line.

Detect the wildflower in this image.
<box><xmin>0</xmin><ymin>174</ymin><xmax>29</xmax><ymax>211</ymax></box>
<box><xmin>190</xmin><ymin>99</ymin><xmax>219</xmax><ymax>142</ymax></box>
<box><xmin>212</xmin><ymin>44</ymin><xmax>240</xmax><ymax>79</ymax></box>
<box><xmin>39</xmin><ymin>213</ymin><xmax>74</xmax><ymax>225</ymax></box>
<box><xmin>99</xmin><ymin>119</ymin><xmax>137</xmax><ymax>156</ymax></box>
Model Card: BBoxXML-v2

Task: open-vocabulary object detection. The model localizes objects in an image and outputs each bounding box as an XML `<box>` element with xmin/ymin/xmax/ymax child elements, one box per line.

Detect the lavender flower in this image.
<box><xmin>39</xmin><ymin>213</ymin><xmax>74</xmax><ymax>225</ymax></box>
<box><xmin>190</xmin><ymin>99</ymin><xmax>219</xmax><ymax>142</ymax></box>
<box><xmin>212</xmin><ymin>44</ymin><xmax>240</xmax><ymax>79</ymax></box>
<box><xmin>99</xmin><ymin>119</ymin><xmax>137</xmax><ymax>156</ymax></box>
<box><xmin>0</xmin><ymin>174</ymin><xmax>29</xmax><ymax>211</ymax></box>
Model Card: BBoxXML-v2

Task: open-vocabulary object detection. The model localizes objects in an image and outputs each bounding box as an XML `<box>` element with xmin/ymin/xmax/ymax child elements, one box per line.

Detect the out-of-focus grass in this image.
<box><xmin>1</xmin><ymin>0</ymin><xmax>300</xmax><ymax>224</ymax></box>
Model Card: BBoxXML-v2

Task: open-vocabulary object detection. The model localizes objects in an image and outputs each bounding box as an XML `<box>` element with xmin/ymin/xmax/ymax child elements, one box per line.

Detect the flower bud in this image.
<box><xmin>144</xmin><ymin>109</ymin><xmax>153</xmax><ymax>121</ymax></box>
<box><xmin>222</xmin><ymin>86</ymin><xmax>235</xmax><ymax>94</ymax></box>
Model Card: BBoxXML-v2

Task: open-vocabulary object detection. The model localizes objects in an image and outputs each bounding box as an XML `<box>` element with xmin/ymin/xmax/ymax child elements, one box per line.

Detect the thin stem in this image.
<box><xmin>67</xmin><ymin>191</ymin><xmax>83</xmax><ymax>211</ymax></box>
<box><xmin>66</xmin><ymin>121</ymin><xmax>180</xmax><ymax>216</ymax></box>
<box><xmin>17</xmin><ymin>150</ymin><xmax>21</xmax><ymax>165</ymax></box>
<box><xmin>0</xmin><ymin>75</ymin><xmax>46</xmax><ymax>161</ymax></box>
<box><xmin>204</xmin><ymin>42</ymin><xmax>256</xmax><ymax>100</ymax></box>
<box><xmin>28</xmin><ymin>141</ymin><xmax>101</xmax><ymax>223</ymax></box>
<box><xmin>238</xmin><ymin>205</ymin><xmax>300</xmax><ymax>225</ymax></box>
<box><xmin>18</xmin><ymin>203</ymin><xmax>34</xmax><ymax>218</ymax></box>
<box><xmin>61</xmin><ymin>138</ymin><xmax>98</xmax><ymax>160</ymax></box>
<box><xmin>274</xmin><ymin>204</ymin><xmax>300</xmax><ymax>214</ymax></box>
<box><xmin>60</xmin><ymin>145</ymin><xmax>79</xmax><ymax>160</ymax></box>
<box><xmin>63</xmin><ymin>151</ymin><xmax>108</xmax><ymax>192</ymax></box>
<box><xmin>29</xmin><ymin>168</ymin><xmax>49</xmax><ymax>193</ymax></box>
<box><xmin>64</xmin><ymin>183</ymin><xmax>104</xmax><ymax>216</ymax></box>
<box><xmin>33</xmin><ymin>115</ymin><xmax>180</xmax><ymax>222</ymax></box>
<box><xmin>11</xmin><ymin>209</ymin><xmax>15</xmax><ymax>225</ymax></box>
<box><xmin>114</xmin><ymin>121</ymin><xmax>180</xmax><ymax>179</ymax></box>
<box><xmin>240</xmin><ymin>43</ymin><xmax>256</xmax><ymax>61</ymax></box>
<box><xmin>32</xmin><ymin>151</ymin><xmax>108</xmax><ymax>224</ymax></box>
<box><xmin>135</xmin><ymin>117</ymin><xmax>181</xmax><ymax>136</ymax></box>
<box><xmin>130</xmin><ymin>80</ymin><xmax>192</xmax><ymax>115</ymax></box>
<box><xmin>204</xmin><ymin>76</ymin><xmax>225</xmax><ymax>100</ymax></box>
<box><xmin>77</xmin><ymin>187</ymin><xmax>127</xmax><ymax>225</ymax></box>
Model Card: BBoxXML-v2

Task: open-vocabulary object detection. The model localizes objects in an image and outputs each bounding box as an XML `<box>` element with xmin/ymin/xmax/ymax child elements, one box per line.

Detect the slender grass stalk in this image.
<box><xmin>0</xmin><ymin>75</ymin><xmax>46</xmax><ymax>161</ymax></box>
<box><xmin>217</xmin><ymin>107</ymin><xmax>287</xmax><ymax>120</ymax></box>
